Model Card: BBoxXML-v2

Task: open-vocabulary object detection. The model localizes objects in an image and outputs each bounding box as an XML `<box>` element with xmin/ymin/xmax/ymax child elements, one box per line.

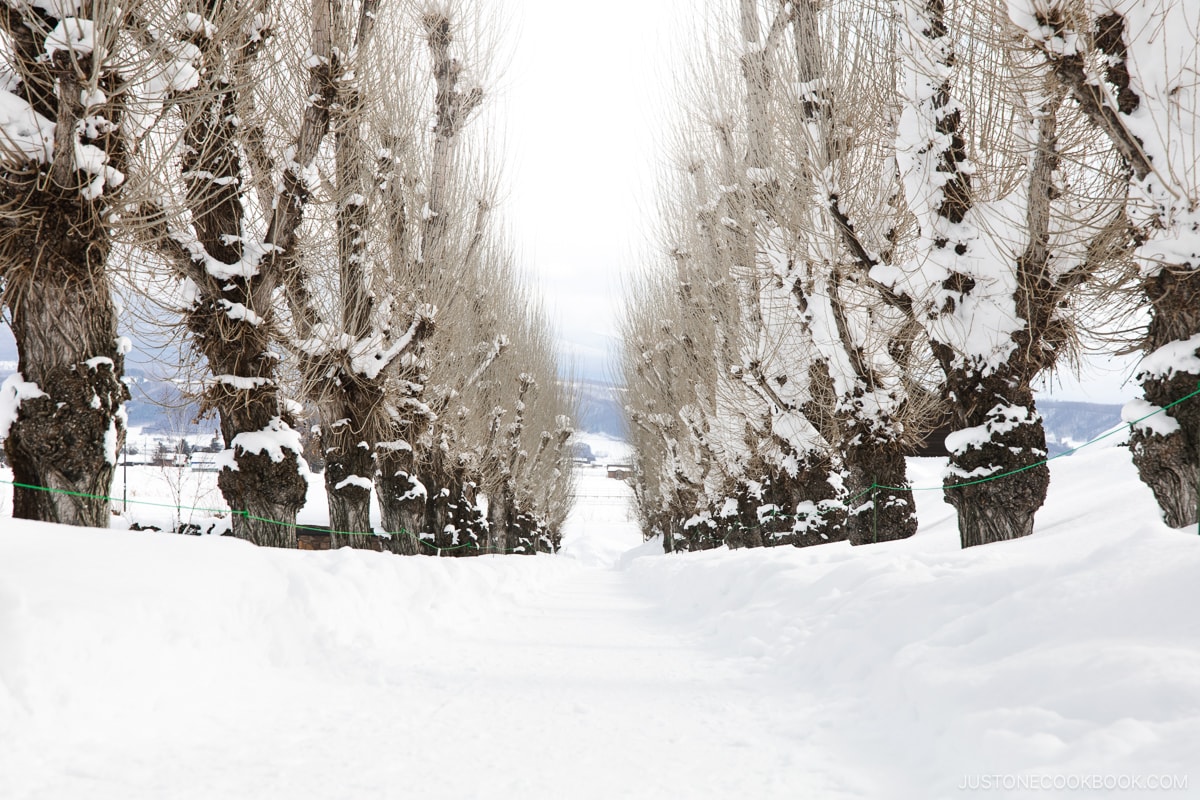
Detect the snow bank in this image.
<box><xmin>0</xmin><ymin>524</ymin><xmax>563</xmax><ymax>799</ymax></box>
<box><xmin>1</xmin><ymin>446</ymin><xmax>1197</xmax><ymax>798</ymax></box>
<box><xmin>623</xmin><ymin>449</ymin><xmax>1200</xmax><ymax>796</ymax></box>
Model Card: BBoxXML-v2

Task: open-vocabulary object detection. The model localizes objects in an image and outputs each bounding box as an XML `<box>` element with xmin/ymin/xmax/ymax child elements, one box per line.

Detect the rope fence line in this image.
<box><xmin>717</xmin><ymin>382</ymin><xmax>1200</xmax><ymax>540</ymax></box>
<box><xmin>0</xmin><ymin>479</ymin><xmax>532</xmax><ymax>555</ymax></box>
<box><xmin>3</xmin><ymin>382</ymin><xmax>1199</xmax><ymax>545</ymax></box>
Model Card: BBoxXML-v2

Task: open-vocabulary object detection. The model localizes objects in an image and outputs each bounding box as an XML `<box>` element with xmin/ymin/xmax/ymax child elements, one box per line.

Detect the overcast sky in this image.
<box><xmin>498</xmin><ymin>0</ymin><xmax>685</xmax><ymax>382</ymax></box>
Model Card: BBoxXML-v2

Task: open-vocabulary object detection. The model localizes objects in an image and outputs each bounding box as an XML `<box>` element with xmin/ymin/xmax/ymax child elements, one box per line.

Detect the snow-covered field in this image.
<box><xmin>1</xmin><ymin>444</ymin><xmax>1198</xmax><ymax>799</ymax></box>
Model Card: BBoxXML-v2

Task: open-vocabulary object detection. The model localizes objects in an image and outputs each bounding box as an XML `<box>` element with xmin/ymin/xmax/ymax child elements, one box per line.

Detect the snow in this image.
<box><xmin>0</xmin><ymin>374</ymin><xmax>45</xmax><ymax>439</ymax></box>
<box><xmin>217</xmin><ymin>299</ymin><xmax>265</xmax><ymax>326</ymax></box>
<box><xmin>0</xmin><ymin>91</ymin><xmax>55</xmax><ymax>163</ymax></box>
<box><xmin>333</xmin><ymin>474</ymin><xmax>373</xmax><ymax>492</ymax></box>
<box><xmin>1</xmin><ymin>447</ymin><xmax>1198</xmax><ymax>798</ymax></box>
<box><xmin>944</xmin><ymin>402</ymin><xmax>1041</xmax><ymax>456</ymax></box>
<box><xmin>44</xmin><ymin>18</ymin><xmax>96</xmax><ymax>58</ymax></box>
<box><xmin>210</xmin><ymin>374</ymin><xmax>271</xmax><ymax>391</ymax></box>
<box><xmin>228</xmin><ymin>417</ymin><xmax>304</xmax><ymax>464</ymax></box>
<box><xmin>103</xmin><ymin>418</ymin><xmax>118</xmax><ymax>465</ymax></box>
<box><xmin>74</xmin><ymin>140</ymin><xmax>124</xmax><ymax>199</ymax></box>
<box><xmin>1135</xmin><ymin>332</ymin><xmax>1200</xmax><ymax>382</ymax></box>
<box><xmin>182</xmin><ymin>11</ymin><xmax>215</xmax><ymax>39</ymax></box>
<box><xmin>1122</xmin><ymin>397</ymin><xmax>1181</xmax><ymax>437</ymax></box>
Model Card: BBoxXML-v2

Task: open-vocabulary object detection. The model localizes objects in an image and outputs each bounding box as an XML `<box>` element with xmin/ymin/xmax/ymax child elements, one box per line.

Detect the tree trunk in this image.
<box><xmin>4</xmin><ymin>193</ymin><xmax>128</xmax><ymax>527</ymax></box>
<box><xmin>1129</xmin><ymin>271</ymin><xmax>1200</xmax><ymax>529</ymax></box>
<box><xmin>449</xmin><ymin>475</ymin><xmax>486</xmax><ymax>555</ymax></box>
<box><xmin>376</xmin><ymin>444</ymin><xmax>426</xmax><ymax>554</ymax></box>
<box><xmin>724</xmin><ymin>482</ymin><xmax>765</xmax><ymax>549</ymax></box>
<box><xmin>486</xmin><ymin>483</ymin><xmax>511</xmax><ymax>554</ymax></box>
<box><xmin>940</xmin><ymin>371</ymin><xmax>1049</xmax><ymax>549</ymax></box>
<box><xmin>844</xmin><ymin>440</ymin><xmax>917</xmax><ymax>546</ymax></box>
<box><xmin>199</xmin><ymin>309</ymin><xmax>308</xmax><ymax>548</ymax></box>
<box><xmin>426</xmin><ymin>483</ymin><xmax>452</xmax><ymax>552</ymax></box>
<box><xmin>1016</xmin><ymin>7</ymin><xmax>1199</xmax><ymax>529</ymax></box>
<box><xmin>509</xmin><ymin>505</ymin><xmax>537</xmax><ymax>555</ymax></box>
<box><xmin>324</xmin><ymin>418</ymin><xmax>378</xmax><ymax>549</ymax></box>
<box><xmin>775</xmin><ymin>454</ymin><xmax>846</xmax><ymax>548</ymax></box>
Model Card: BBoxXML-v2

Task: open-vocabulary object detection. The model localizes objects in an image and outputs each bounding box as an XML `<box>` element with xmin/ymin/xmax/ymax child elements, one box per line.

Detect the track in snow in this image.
<box><xmin>1</xmin><ymin>467</ymin><xmax>863</xmax><ymax>799</ymax></box>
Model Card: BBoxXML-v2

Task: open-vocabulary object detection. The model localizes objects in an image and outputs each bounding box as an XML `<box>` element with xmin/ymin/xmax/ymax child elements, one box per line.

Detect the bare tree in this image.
<box><xmin>883</xmin><ymin>0</ymin><xmax>1120</xmax><ymax>546</ymax></box>
<box><xmin>1008</xmin><ymin>0</ymin><xmax>1200</xmax><ymax>528</ymax></box>
<box><xmin>274</xmin><ymin>0</ymin><xmax>439</xmax><ymax>549</ymax></box>
<box><xmin>136</xmin><ymin>0</ymin><xmax>346</xmax><ymax>547</ymax></box>
<box><xmin>626</xmin><ymin>0</ymin><xmax>1122</xmax><ymax>552</ymax></box>
<box><xmin>370</xmin><ymin>1</ymin><xmax>488</xmax><ymax>553</ymax></box>
<box><xmin>0</xmin><ymin>0</ymin><xmax>171</xmax><ymax>525</ymax></box>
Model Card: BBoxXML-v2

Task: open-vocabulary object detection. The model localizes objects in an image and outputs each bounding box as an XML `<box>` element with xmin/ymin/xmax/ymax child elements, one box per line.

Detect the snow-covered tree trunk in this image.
<box><xmin>373</xmin><ymin>6</ymin><xmax>482</xmax><ymax>549</ymax></box>
<box><xmin>1009</xmin><ymin>0</ymin><xmax>1200</xmax><ymax>529</ymax></box>
<box><xmin>282</xmin><ymin>0</ymin><xmax>434</xmax><ymax>551</ymax></box>
<box><xmin>323</xmin><ymin>412</ymin><xmax>380</xmax><ymax>550</ymax></box>
<box><xmin>484</xmin><ymin>373</ymin><xmax>532</xmax><ymax>553</ymax></box>
<box><xmin>485</xmin><ymin>478</ymin><xmax>511</xmax><ymax>553</ymax></box>
<box><xmin>1</xmin><ymin>2</ymin><xmax>129</xmax><ymax>526</ymax></box>
<box><xmin>787</xmin><ymin>0</ymin><xmax>918</xmax><ymax>545</ymax></box>
<box><xmin>159</xmin><ymin>1</ymin><xmax>340</xmax><ymax>547</ymax></box>
<box><xmin>894</xmin><ymin>0</ymin><xmax>1050</xmax><ymax>547</ymax></box>
<box><xmin>377</xmin><ymin>431</ymin><xmax>427</xmax><ymax>554</ymax></box>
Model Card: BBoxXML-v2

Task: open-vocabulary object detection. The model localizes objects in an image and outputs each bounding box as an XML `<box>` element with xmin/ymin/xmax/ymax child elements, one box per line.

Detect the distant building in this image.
<box><xmin>606</xmin><ymin>464</ymin><xmax>632</xmax><ymax>480</ymax></box>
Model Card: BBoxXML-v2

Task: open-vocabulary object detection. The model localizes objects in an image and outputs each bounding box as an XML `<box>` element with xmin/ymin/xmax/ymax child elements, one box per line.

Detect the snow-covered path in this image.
<box><xmin>1</xmin><ymin>468</ymin><xmax>857</xmax><ymax>799</ymax></box>
<box><xmin>4</xmin><ymin>451</ymin><xmax>1200</xmax><ymax>799</ymax></box>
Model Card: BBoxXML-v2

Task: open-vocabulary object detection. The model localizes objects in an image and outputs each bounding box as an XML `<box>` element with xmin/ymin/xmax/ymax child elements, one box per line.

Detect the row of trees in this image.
<box><xmin>0</xmin><ymin>0</ymin><xmax>576</xmax><ymax>553</ymax></box>
<box><xmin>622</xmin><ymin>0</ymin><xmax>1199</xmax><ymax>551</ymax></box>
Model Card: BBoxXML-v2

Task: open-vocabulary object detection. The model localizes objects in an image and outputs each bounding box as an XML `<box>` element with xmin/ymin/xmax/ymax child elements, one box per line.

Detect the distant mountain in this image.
<box><xmin>575</xmin><ymin>380</ymin><xmax>626</xmax><ymax>439</ymax></box>
<box><xmin>563</xmin><ymin>385</ymin><xmax>1126</xmax><ymax>456</ymax></box>
<box><xmin>1038</xmin><ymin>400</ymin><xmax>1124</xmax><ymax>455</ymax></box>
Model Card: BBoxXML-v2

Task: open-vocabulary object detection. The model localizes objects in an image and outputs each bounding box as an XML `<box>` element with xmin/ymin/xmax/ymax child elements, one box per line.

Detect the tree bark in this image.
<box><xmin>324</xmin><ymin>414</ymin><xmax>379</xmax><ymax>550</ymax></box>
<box><xmin>377</xmin><ymin>441</ymin><xmax>426</xmax><ymax>554</ymax></box>
<box><xmin>1</xmin><ymin>10</ymin><xmax>128</xmax><ymax>527</ymax></box>
<box><xmin>1017</xmin><ymin>6</ymin><xmax>1200</xmax><ymax>528</ymax></box>
<box><xmin>166</xmin><ymin>0</ymin><xmax>335</xmax><ymax>547</ymax></box>
<box><xmin>486</xmin><ymin>482</ymin><xmax>511</xmax><ymax>555</ymax></box>
<box><xmin>1130</xmin><ymin>272</ymin><xmax>1200</xmax><ymax>528</ymax></box>
<box><xmin>939</xmin><ymin>366</ymin><xmax>1049</xmax><ymax>548</ymax></box>
<box><xmin>843</xmin><ymin>439</ymin><xmax>918</xmax><ymax>546</ymax></box>
<box><xmin>4</xmin><ymin>190</ymin><xmax>128</xmax><ymax>527</ymax></box>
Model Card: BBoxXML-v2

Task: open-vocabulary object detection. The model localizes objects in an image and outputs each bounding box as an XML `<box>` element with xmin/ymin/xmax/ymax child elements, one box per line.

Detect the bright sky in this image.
<box><xmin>499</xmin><ymin>0</ymin><xmax>685</xmax><ymax>382</ymax></box>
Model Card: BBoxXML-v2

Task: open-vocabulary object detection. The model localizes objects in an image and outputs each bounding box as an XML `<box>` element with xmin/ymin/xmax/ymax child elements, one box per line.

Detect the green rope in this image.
<box><xmin>0</xmin><ymin>479</ymin><xmax>235</xmax><ymax>515</ymax></box>
<box><xmin>0</xmin><ymin>479</ymin><xmax>534</xmax><ymax>554</ymax></box>
<box><xmin>746</xmin><ymin>382</ymin><xmax>1200</xmax><ymax>531</ymax></box>
<box><xmin>4</xmin><ymin>383</ymin><xmax>1199</xmax><ymax>544</ymax></box>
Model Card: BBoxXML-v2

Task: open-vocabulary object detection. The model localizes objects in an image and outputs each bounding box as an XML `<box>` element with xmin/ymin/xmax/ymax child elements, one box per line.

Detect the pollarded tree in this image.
<box><xmin>619</xmin><ymin>267</ymin><xmax>712</xmax><ymax>552</ymax></box>
<box><xmin>1007</xmin><ymin>0</ymin><xmax>1200</xmax><ymax>527</ymax></box>
<box><xmin>769</xmin><ymin>0</ymin><xmax>941</xmax><ymax>545</ymax></box>
<box><xmin>0</xmin><ymin>0</ymin><xmax>182</xmax><ymax>526</ymax></box>
<box><xmin>371</xmin><ymin>0</ymin><xmax>489</xmax><ymax>552</ymax></box>
<box><xmin>880</xmin><ymin>0</ymin><xmax>1124</xmax><ymax>546</ymax></box>
<box><xmin>280</xmin><ymin>0</ymin><xmax>439</xmax><ymax>549</ymax></box>
<box><xmin>477</xmin><ymin>286</ymin><xmax>576</xmax><ymax>555</ymax></box>
<box><xmin>666</xmin><ymin>12</ymin><xmax>850</xmax><ymax>548</ymax></box>
<box><xmin>136</xmin><ymin>0</ymin><xmax>348</xmax><ymax>547</ymax></box>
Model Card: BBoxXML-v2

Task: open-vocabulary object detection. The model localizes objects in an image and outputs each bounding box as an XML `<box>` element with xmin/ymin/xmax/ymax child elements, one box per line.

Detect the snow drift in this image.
<box><xmin>1</xmin><ymin>449</ymin><xmax>1198</xmax><ymax>798</ymax></box>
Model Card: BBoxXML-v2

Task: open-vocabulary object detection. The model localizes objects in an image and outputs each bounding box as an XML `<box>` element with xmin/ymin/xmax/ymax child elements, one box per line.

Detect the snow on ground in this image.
<box><xmin>1</xmin><ymin>444</ymin><xmax>1199</xmax><ymax>798</ymax></box>
<box><xmin>573</xmin><ymin>431</ymin><xmax>633</xmax><ymax>465</ymax></box>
